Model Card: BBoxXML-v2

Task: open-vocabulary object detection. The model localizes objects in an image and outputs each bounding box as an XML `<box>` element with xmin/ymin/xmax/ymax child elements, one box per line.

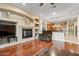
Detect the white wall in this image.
<box><xmin>16</xmin><ymin>25</ymin><xmax>22</xmax><ymax>41</ymax></box>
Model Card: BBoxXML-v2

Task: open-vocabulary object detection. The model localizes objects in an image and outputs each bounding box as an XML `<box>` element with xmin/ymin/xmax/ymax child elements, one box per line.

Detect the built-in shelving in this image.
<box><xmin>0</xmin><ymin>9</ymin><xmax>34</xmax><ymax>27</ymax></box>
<box><xmin>0</xmin><ymin>8</ymin><xmax>41</xmax><ymax>39</ymax></box>
<box><xmin>34</xmin><ymin>18</ymin><xmax>40</xmax><ymax>38</ymax></box>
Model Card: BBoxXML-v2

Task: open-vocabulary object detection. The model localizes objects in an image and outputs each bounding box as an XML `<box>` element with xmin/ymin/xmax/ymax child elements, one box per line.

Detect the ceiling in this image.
<box><xmin>11</xmin><ymin>3</ymin><xmax>79</xmax><ymax>23</ymax></box>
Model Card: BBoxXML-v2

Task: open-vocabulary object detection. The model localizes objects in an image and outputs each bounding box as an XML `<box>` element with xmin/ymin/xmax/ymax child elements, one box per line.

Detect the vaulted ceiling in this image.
<box><xmin>11</xmin><ymin>3</ymin><xmax>79</xmax><ymax>23</ymax></box>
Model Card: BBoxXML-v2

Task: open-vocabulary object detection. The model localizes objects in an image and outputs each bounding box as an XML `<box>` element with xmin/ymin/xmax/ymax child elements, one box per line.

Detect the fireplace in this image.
<box><xmin>22</xmin><ymin>29</ymin><xmax>32</xmax><ymax>39</ymax></box>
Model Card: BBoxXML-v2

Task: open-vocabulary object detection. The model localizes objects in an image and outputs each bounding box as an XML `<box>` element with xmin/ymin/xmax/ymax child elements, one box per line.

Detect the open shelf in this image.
<box><xmin>34</xmin><ymin>18</ymin><xmax>40</xmax><ymax>38</ymax></box>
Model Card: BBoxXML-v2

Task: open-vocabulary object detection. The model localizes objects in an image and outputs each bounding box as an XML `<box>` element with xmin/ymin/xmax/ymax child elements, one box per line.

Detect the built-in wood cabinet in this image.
<box><xmin>47</xmin><ymin>22</ymin><xmax>67</xmax><ymax>32</ymax></box>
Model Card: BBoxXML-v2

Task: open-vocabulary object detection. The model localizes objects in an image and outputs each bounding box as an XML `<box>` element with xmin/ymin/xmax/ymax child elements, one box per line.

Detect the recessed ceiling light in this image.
<box><xmin>52</xmin><ymin>12</ymin><xmax>56</xmax><ymax>16</ymax></box>
<box><xmin>22</xmin><ymin>3</ymin><xmax>26</xmax><ymax>6</ymax></box>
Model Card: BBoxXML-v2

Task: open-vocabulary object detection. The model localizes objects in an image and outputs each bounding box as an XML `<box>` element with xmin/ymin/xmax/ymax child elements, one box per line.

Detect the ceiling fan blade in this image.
<box><xmin>51</xmin><ymin>3</ymin><xmax>55</xmax><ymax>5</ymax></box>
<box><xmin>40</xmin><ymin>3</ymin><xmax>43</xmax><ymax>6</ymax></box>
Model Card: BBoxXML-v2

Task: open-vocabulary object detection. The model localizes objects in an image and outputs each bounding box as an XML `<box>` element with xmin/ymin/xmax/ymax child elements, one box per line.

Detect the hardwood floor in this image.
<box><xmin>64</xmin><ymin>42</ymin><xmax>79</xmax><ymax>54</ymax></box>
<box><xmin>0</xmin><ymin>39</ymin><xmax>79</xmax><ymax>56</ymax></box>
<box><xmin>0</xmin><ymin>40</ymin><xmax>52</xmax><ymax>56</ymax></box>
<box><xmin>49</xmin><ymin>41</ymin><xmax>79</xmax><ymax>56</ymax></box>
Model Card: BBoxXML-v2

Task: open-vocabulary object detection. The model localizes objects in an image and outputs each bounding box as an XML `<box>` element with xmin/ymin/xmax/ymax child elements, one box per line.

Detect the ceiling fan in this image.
<box><xmin>40</xmin><ymin>3</ymin><xmax>56</xmax><ymax>7</ymax></box>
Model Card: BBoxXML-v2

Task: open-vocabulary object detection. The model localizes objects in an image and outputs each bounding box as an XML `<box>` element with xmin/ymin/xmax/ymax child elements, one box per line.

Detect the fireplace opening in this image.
<box><xmin>22</xmin><ymin>29</ymin><xmax>32</xmax><ymax>39</ymax></box>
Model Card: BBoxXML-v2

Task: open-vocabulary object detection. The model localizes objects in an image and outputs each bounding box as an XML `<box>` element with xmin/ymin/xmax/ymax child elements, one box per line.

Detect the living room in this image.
<box><xmin>0</xmin><ymin>3</ymin><xmax>79</xmax><ymax>56</ymax></box>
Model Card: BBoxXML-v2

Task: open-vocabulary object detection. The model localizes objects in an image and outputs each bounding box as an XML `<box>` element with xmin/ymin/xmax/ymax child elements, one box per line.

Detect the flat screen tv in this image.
<box><xmin>22</xmin><ymin>29</ymin><xmax>32</xmax><ymax>39</ymax></box>
<box><xmin>0</xmin><ymin>24</ymin><xmax>16</xmax><ymax>37</ymax></box>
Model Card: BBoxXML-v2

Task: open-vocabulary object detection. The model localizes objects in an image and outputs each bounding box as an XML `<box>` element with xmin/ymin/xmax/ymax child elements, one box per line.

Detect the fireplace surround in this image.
<box><xmin>22</xmin><ymin>29</ymin><xmax>32</xmax><ymax>39</ymax></box>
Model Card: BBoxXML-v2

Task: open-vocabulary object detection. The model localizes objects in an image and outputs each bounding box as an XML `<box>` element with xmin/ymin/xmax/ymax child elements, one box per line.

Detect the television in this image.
<box><xmin>0</xmin><ymin>24</ymin><xmax>16</xmax><ymax>37</ymax></box>
<box><xmin>22</xmin><ymin>29</ymin><xmax>32</xmax><ymax>39</ymax></box>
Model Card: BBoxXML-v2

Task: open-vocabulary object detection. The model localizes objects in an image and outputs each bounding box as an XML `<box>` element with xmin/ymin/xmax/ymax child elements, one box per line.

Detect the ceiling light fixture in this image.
<box><xmin>52</xmin><ymin>12</ymin><xmax>56</xmax><ymax>16</ymax></box>
<box><xmin>22</xmin><ymin>3</ymin><xmax>26</xmax><ymax>6</ymax></box>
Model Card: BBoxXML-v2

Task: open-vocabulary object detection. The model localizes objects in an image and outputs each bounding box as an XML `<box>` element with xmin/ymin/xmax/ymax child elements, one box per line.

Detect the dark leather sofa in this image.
<box><xmin>38</xmin><ymin>30</ymin><xmax>52</xmax><ymax>41</ymax></box>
